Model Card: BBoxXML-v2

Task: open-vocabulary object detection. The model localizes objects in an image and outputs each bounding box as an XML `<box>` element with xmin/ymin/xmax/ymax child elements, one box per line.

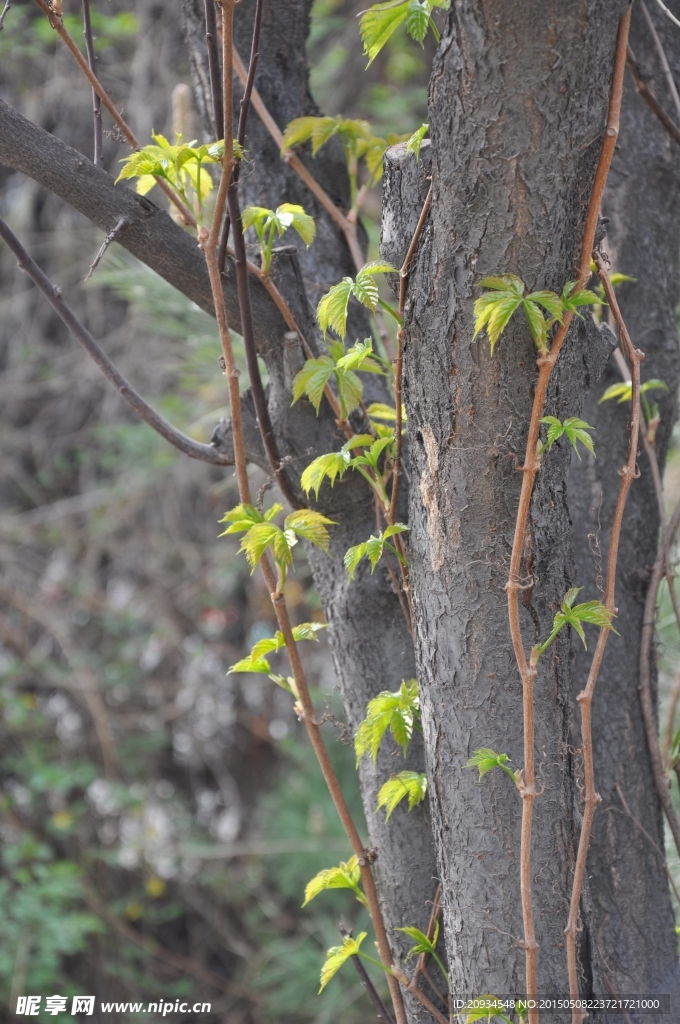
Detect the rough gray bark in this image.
<box><xmin>400</xmin><ymin>0</ymin><xmax>630</xmax><ymax>1003</ymax></box>
<box><xmin>569</xmin><ymin>2</ymin><xmax>680</xmax><ymax>997</ymax></box>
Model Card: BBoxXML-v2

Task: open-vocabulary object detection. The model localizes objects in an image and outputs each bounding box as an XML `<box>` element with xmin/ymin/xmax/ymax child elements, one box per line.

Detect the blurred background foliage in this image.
<box><xmin>0</xmin><ymin>0</ymin><xmax>429</xmax><ymax>1020</ymax></box>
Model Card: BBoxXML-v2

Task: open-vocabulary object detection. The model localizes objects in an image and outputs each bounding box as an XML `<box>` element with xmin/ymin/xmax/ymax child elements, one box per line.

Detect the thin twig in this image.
<box><xmin>204</xmin><ymin>0</ymin><xmax>224</xmax><ymax>141</ymax></box>
<box><xmin>504</xmin><ymin>12</ymin><xmax>631</xmax><ymax>1015</ymax></box>
<box><xmin>627</xmin><ymin>46</ymin><xmax>680</xmax><ymax>145</ymax></box>
<box><xmin>653</xmin><ymin>0</ymin><xmax>680</xmax><ymax>31</ymax></box>
<box><xmin>81</xmin><ymin>0</ymin><xmax>103</xmax><ymax>167</ymax></box>
<box><xmin>565</xmin><ymin>252</ymin><xmax>643</xmax><ymax>1024</ymax></box>
<box><xmin>84</xmin><ymin>216</ymin><xmax>128</xmax><ymax>280</ymax></box>
<box><xmin>641</xmin><ymin>0</ymin><xmax>680</xmax><ymax>121</ymax></box>
<box><xmin>232</xmin><ymin>45</ymin><xmax>365</xmax><ymax>271</ymax></box>
<box><xmin>663</xmin><ymin>667</ymin><xmax>680</xmax><ymax>763</ymax></box>
<box><xmin>0</xmin><ymin>0</ymin><xmax>11</xmax><ymax>29</ymax></box>
<box><xmin>0</xmin><ymin>216</ymin><xmax>233</xmax><ymax>469</ymax></box>
<box><xmin>603</xmin><ymin>972</ymin><xmax>634</xmax><ymax>1024</ymax></box>
<box><xmin>31</xmin><ymin>0</ymin><xmax>197</xmax><ymax>227</ymax></box>
<box><xmin>615</xmin><ymin>783</ymin><xmax>680</xmax><ymax>906</ymax></box>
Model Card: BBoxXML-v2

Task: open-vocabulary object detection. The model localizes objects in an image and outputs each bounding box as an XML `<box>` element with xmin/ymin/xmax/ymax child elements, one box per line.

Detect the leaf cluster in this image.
<box><xmin>359</xmin><ymin>0</ymin><xmax>450</xmax><ymax>65</ymax></box>
<box><xmin>344</xmin><ymin>523</ymin><xmax>408</xmax><ymax>581</ymax></box>
<box><xmin>599</xmin><ymin>377</ymin><xmax>668</xmax><ymax>426</ymax></box>
<box><xmin>377</xmin><ymin>770</ymin><xmax>427</xmax><ymax>820</ymax></box>
<box><xmin>396</xmin><ymin>921</ymin><xmax>448</xmax><ymax>981</ymax></box>
<box><xmin>473</xmin><ymin>275</ymin><xmax>599</xmax><ymax>355</ymax></box>
<box><xmin>354</xmin><ymin>679</ymin><xmax>420</xmax><ymax>764</ymax></box>
<box><xmin>318</xmin><ymin>932</ymin><xmax>368</xmax><ymax>991</ymax></box>
<box><xmin>539</xmin><ymin>417</ymin><xmax>595</xmax><ymax>459</ymax></box>
<box><xmin>218</xmin><ymin>503</ymin><xmax>334</xmax><ymax>584</ymax></box>
<box><xmin>317</xmin><ymin>262</ymin><xmax>400</xmax><ymax>341</ymax></box>
<box><xmin>292</xmin><ymin>340</ymin><xmax>387</xmax><ymax>419</ymax></box>
<box><xmin>228</xmin><ymin>622</ymin><xmax>326</xmax><ymax>676</ymax></box>
<box><xmin>241</xmin><ymin>203</ymin><xmax>315</xmax><ymax>275</ymax></box>
<box><xmin>532</xmin><ymin>587</ymin><xmax>616</xmax><ymax>662</ymax></box>
<box><xmin>281</xmin><ymin>116</ymin><xmax>408</xmax><ymax>206</ymax></box>
<box><xmin>116</xmin><ymin>134</ymin><xmax>240</xmax><ymax>223</ymax></box>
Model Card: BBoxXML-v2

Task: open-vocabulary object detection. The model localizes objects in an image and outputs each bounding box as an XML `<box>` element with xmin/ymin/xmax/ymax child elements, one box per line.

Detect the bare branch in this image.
<box><xmin>81</xmin><ymin>0</ymin><xmax>103</xmax><ymax>167</ymax></box>
<box><xmin>627</xmin><ymin>45</ymin><xmax>680</xmax><ymax>145</ymax></box>
<box><xmin>641</xmin><ymin>0</ymin><xmax>680</xmax><ymax>121</ymax></box>
<box><xmin>0</xmin><ymin>216</ymin><xmax>234</xmax><ymax>468</ymax></box>
<box><xmin>0</xmin><ymin>0</ymin><xmax>12</xmax><ymax>31</ymax></box>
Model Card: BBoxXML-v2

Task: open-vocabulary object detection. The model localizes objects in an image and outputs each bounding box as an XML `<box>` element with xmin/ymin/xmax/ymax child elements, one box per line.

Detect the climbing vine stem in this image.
<box><xmin>504</xmin><ymin>8</ymin><xmax>631</xmax><ymax>1016</ymax></box>
<box><xmin>564</xmin><ymin>252</ymin><xmax>642</xmax><ymax>1024</ymax></box>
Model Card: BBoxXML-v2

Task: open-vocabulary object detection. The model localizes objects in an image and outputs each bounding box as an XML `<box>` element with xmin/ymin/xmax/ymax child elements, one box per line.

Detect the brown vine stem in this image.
<box><xmin>663</xmin><ymin>666</ymin><xmax>680</xmax><ymax>764</ymax></box>
<box><xmin>31</xmin><ymin>0</ymin><xmax>197</xmax><ymax>228</ymax></box>
<box><xmin>203</xmin><ymin>11</ymin><xmax>406</xmax><ymax>1024</ymax></box>
<box><xmin>81</xmin><ymin>0</ymin><xmax>103</xmax><ymax>168</ymax></box>
<box><xmin>564</xmin><ymin>254</ymin><xmax>642</xmax><ymax>1024</ymax></box>
<box><xmin>504</xmin><ymin>11</ymin><xmax>631</xmax><ymax>1013</ymax></box>
<box><xmin>641</xmin><ymin>0</ymin><xmax>680</xmax><ymax>122</ymax></box>
<box><xmin>232</xmin><ymin>46</ymin><xmax>365</xmax><ymax>272</ymax></box>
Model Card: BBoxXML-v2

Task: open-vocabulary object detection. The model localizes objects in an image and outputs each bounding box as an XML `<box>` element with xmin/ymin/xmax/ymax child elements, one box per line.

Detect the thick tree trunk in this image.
<box><xmin>569</xmin><ymin>1</ymin><xmax>680</xmax><ymax>997</ymax></box>
<box><xmin>400</xmin><ymin>0</ymin><xmax>628</xmax><ymax>1002</ymax></box>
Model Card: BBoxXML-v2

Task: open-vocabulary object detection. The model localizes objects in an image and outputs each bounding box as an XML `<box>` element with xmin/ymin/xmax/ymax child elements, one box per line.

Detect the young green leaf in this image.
<box><xmin>395</xmin><ymin>921</ymin><xmax>448</xmax><ymax>981</ymax></box>
<box><xmin>473</xmin><ymin>274</ymin><xmax>564</xmax><ymax>355</ymax></box>
<box><xmin>539</xmin><ymin>416</ymin><xmax>595</xmax><ymax>459</ymax></box>
<box><xmin>218</xmin><ymin>503</ymin><xmax>334</xmax><ymax>577</ymax></box>
<box><xmin>281</xmin><ymin>115</ymin><xmax>372</xmax><ymax>156</ymax></box>
<box><xmin>302</xmin><ymin>855</ymin><xmax>367</xmax><ymax>908</ymax></box>
<box><xmin>406</xmin><ymin>123</ymin><xmax>429</xmax><ymax>160</ymax></box>
<box><xmin>291</xmin><ymin>355</ymin><xmax>337</xmax><ymax>413</ymax></box>
<box><xmin>359</xmin><ymin>0</ymin><xmax>449</xmax><ymax>65</ymax></box>
<box><xmin>599</xmin><ymin>378</ymin><xmax>668</xmax><ymax>404</ymax></box>
<box><xmin>300</xmin><ymin>433</ymin><xmax>379</xmax><ymax>498</ymax></box>
<box><xmin>354</xmin><ymin>679</ymin><xmax>420</xmax><ymax>764</ymax></box>
<box><xmin>241</xmin><ymin>203</ymin><xmax>316</xmax><ymax>273</ymax></box>
<box><xmin>377</xmin><ymin>771</ymin><xmax>428</xmax><ymax>820</ymax></box>
<box><xmin>465</xmin><ymin>749</ymin><xmax>517</xmax><ymax>783</ymax></box>
<box><xmin>560</xmin><ymin>281</ymin><xmax>601</xmax><ymax>316</ymax></box>
<box><xmin>228</xmin><ymin>622</ymin><xmax>326</xmax><ymax>675</ymax></box>
<box><xmin>292</xmin><ymin>340</ymin><xmax>386</xmax><ymax>418</ymax></box>
<box><xmin>344</xmin><ymin>523</ymin><xmax>408</xmax><ymax>581</ymax></box>
<box><xmin>319</xmin><ymin>932</ymin><xmax>367</xmax><ymax>992</ymax></box>
<box><xmin>531</xmin><ymin>587</ymin><xmax>617</xmax><ymax>661</ymax></box>
<box><xmin>317</xmin><ymin>263</ymin><xmax>398</xmax><ymax>339</ymax></box>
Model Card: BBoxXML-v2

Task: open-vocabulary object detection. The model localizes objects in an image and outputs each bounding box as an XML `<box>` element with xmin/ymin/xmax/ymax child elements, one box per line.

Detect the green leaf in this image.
<box><xmin>300</xmin><ymin>451</ymin><xmax>352</xmax><ymax>498</ymax></box>
<box><xmin>474</xmin><ymin>275</ymin><xmax>566</xmax><ymax>354</ymax></box>
<box><xmin>317</xmin><ymin>278</ymin><xmax>354</xmax><ymax>339</ymax></box>
<box><xmin>465</xmin><ymin>749</ymin><xmax>517</xmax><ymax>783</ymax></box>
<box><xmin>396</xmin><ymin>923</ymin><xmax>437</xmax><ymax>957</ymax></box>
<box><xmin>218</xmin><ymin>502</ymin><xmax>269</xmax><ymax>535</ymax></box>
<box><xmin>319</xmin><ymin>932</ymin><xmax>367</xmax><ymax>991</ymax></box>
<box><xmin>406</xmin><ymin>123</ymin><xmax>429</xmax><ymax>160</ymax></box>
<box><xmin>284</xmin><ymin>509</ymin><xmax>335</xmax><ymax>554</ymax></box>
<box><xmin>367</xmin><ymin>402</ymin><xmax>398</xmax><ymax>422</ymax></box>
<box><xmin>355</xmin><ymin>679</ymin><xmax>420</xmax><ymax>763</ymax></box>
<box><xmin>539</xmin><ymin>416</ymin><xmax>595</xmax><ymax>459</ymax></box>
<box><xmin>291</xmin><ymin>355</ymin><xmax>337</xmax><ymax>412</ymax></box>
<box><xmin>240</xmin><ymin>522</ymin><xmax>286</xmax><ymax>572</ymax></box>
<box><xmin>561</xmin><ymin>282</ymin><xmax>601</xmax><ymax>315</ymax></box>
<box><xmin>377</xmin><ymin>771</ymin><xmax>428</xmax><ymax>819</ymax></box>
<box><xmin>302</xmin><ymin>855</ymin><xmax>365</xmax><ymax>907</ymax></box>
<box><xmin>360</xmin><ymin>0</ymin><xmax>410</xmax><ymax>65</ymax></box>
<box><xmin>405</xmin><ymin>0</ymin><xmax>430</xmax><ymax>43</ymax></box>
<box><xmin>273</xmin><ymin>203</ymin><xmax>316</xmax><ymax>246</ymax></box>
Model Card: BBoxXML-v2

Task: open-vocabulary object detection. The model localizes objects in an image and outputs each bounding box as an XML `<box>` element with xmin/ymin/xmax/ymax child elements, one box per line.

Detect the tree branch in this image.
<box><xmin>627</xmin><ymin>45</ymin><xmax>680</xmax><ymax>145</ymax></box>
<box><xmin>0</xmin><ymin>215</ymin><xmax>235</xmax><ymax>468</ymax></box>
<box><xmin>81</xmin><ymin>0</ymin><xmax>103</xmax><ymax>167</ymax></box>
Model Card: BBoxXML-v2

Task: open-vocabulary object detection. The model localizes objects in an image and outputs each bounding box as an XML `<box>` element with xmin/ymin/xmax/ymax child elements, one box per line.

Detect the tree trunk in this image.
<box><xmin>569</xmin><ymin>1</ymin><xmax>680</xmax><ymax>997</ymax></box>
<box><xmin>400</xmin><ymin>0</ymin><xmax>629</xmax><ymax>1001</ymax></box>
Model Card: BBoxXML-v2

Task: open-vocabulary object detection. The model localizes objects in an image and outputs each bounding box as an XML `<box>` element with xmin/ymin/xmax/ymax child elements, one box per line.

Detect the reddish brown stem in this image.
<box><xmin>565</xmin><ymin>253</ymin><xmax>642</xmax><ymax>1023</ymax></box>
<box><xmin>504</xmin><ymin>10</ymin><xmax>631</xmax><ymax>1015</ymax></box>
